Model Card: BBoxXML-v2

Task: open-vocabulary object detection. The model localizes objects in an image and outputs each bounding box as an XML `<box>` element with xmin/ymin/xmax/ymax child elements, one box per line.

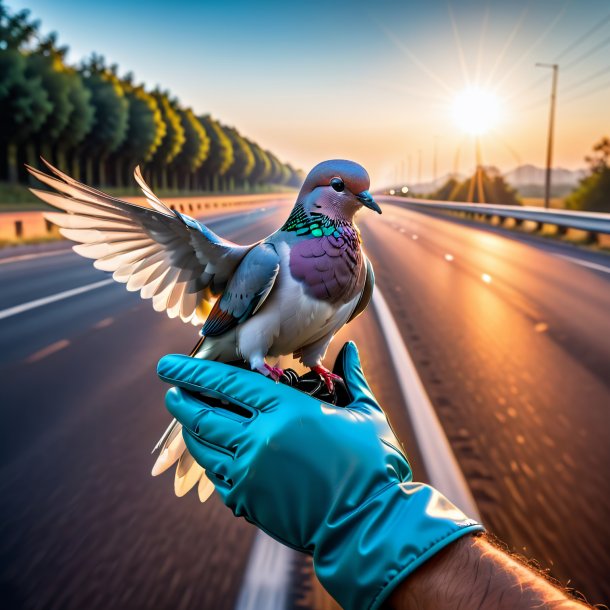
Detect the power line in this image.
<box><xmin>561</xmin><ymin>64</ymin><xmax>610</xmax><ymax>95</ymax></box>
<box><xmin>561</xmin><ymin>78</ymin><xmax>610</xmax><ymax>106</ymax></box>
<box><xmin>563</xmin><ymin>33</ymin><xmax>610</xmax><ymax>70</ymax></box>
<box><xmin>517</xmin><ymin>64</ymin><xmax>610</xmax><ymax>113</ymax></box>
<box><xmin>507</xmin><ymin>13</ymin><xmax>610</xmax><ymax>101</ymax></box>
<box><xmin>555</xmin><ymin>12</ymin><xmax>610</xmax><ymax>60</ymax></box>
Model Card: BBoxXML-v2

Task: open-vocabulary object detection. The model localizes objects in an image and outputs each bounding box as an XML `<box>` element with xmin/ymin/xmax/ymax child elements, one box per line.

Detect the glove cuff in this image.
<box><xmin>313</xmin><ymin>482</ymin><xmax>484</xmax><ymax>610</ymax></box>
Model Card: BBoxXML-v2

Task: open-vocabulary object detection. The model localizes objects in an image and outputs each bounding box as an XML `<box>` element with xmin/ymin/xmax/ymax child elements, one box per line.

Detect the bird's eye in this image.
<box><xmin>330</xmin><ymin>177</ymin><xmax>345</xmax><ymax>192</ymax></box>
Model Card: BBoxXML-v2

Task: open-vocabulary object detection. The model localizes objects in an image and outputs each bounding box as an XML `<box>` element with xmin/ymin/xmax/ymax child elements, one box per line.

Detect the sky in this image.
<box><xmin>7</xmin><ymin>0</ymin><xmax>610</xmax><ymax>187</ymax></box>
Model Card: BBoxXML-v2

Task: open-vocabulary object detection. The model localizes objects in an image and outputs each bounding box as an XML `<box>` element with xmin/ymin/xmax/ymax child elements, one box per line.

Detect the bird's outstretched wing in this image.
<box><xmin>26</xmin><ymin>159</ymin><xmax>255</xmax><ymax>325</ymax></box>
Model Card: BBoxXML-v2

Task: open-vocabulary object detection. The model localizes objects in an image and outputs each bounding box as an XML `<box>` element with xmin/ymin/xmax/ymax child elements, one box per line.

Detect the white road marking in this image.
<box><xmin>93</xmin><ymin>317</ymin><xmax>114</xmax><ymax>329</ymax></box>
<box><xmin>26</xmin><ymin>339</ymin><xmax>70</xmax><ymax>363</ymax></box>
<box><xmin>234</xmin><ymin>532</ymin><xmax>295</xmax><ymax>610</ymax></box>
<box><xmin>555</xmin><ymin>254</ymin><xmax>610</xmax><ymax>274</ymax></box>
<box><xmin>0</xmin><ymin>278</ymin><xmax>114</xmax><ymax>321</ymax></box>
<box><xmin>0</xmin><ymin>248</ymin><xmax>72</xmax><ymax>265</ymax></box>
<box><xmin>372</xmin><ymin>289</ymin><xmax>482</xmax><ymax>520</ymax></box>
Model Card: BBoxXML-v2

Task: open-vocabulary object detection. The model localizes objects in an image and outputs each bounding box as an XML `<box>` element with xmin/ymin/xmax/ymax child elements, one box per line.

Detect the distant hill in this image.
<box><xmin>399</xmin><ymin>165</ymin><xmax>586</xmax><ymax>199</ymax></box>
<box><xmin>503</xmin><ymin>164</ymin><xmax>586</xmax><ymax>187</ymax></box>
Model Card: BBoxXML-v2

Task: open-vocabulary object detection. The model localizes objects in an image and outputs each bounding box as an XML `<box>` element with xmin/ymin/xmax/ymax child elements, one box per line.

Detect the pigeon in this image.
<box><xmin>26</xmin><ymin>158</ymin><xmax>381</xmax><ymax>502</ymax></box>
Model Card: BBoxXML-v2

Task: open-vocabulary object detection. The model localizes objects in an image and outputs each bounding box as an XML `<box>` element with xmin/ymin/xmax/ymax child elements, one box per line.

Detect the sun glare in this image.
<box><xmin>452</xmin><ymin>87</ymin><xmax>502</xmax><ymax>135</ymax></box>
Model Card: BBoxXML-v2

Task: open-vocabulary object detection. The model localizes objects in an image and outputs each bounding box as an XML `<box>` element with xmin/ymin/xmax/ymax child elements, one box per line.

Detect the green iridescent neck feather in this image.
<box><xmin>280</xmin><ymin>204</ymin><xmax>351</xmax><ymax>238</ymax></box>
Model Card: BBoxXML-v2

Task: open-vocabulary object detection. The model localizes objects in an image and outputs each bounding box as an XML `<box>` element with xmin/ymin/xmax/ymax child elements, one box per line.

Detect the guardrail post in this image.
<box><xmin>556</xmin><ymin>225</ymin><xmax>568</xmax><ymax>237</ymax></box>
<box><xmin>585</xmin><ymin>231</ymin><xmax>599</xmax><ymax>245</ymax></box>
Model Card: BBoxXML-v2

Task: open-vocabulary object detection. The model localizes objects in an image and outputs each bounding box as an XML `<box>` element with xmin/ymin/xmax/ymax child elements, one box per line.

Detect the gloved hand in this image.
<box><xmin>157</xmin><ymin>342</ymin><xmax>483</xmax><ymax>610</ymax></box>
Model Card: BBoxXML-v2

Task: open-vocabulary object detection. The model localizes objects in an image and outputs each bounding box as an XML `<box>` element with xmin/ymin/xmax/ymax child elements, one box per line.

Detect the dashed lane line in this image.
<box><xmin>0</xmin><ymin>248</ymin><xmax>72</xmax><ymax>265</ymax></box>
<box><xmin>0</xmin><ymin>278</ymin><xmax>114</xmax><ymax>321</ymax></box>
<box><xmin>26</xmin><ymin>339</ymin><xmax>71</xmax><ymax>363</ymax></box>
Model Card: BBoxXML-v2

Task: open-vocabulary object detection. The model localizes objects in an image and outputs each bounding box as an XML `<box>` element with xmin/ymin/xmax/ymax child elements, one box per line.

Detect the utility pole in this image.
<box><xmin>417</xmin><ymin>149</ymin><xmax>422</xmax><ymax>185</ymax></box>
<box><xmin>536</xmin><ymin>63</ymin><xmax>559</xmax><ymax>209</ymax></box>
<box><xmin>408</xmin><ymin>154</ymin><xmax>412</xmax><ymax>184</ymax></box>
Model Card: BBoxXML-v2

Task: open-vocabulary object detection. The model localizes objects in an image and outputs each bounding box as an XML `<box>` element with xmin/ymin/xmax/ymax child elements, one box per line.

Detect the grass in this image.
<box><xmin>0</xmin><ymin>181</ymin><xmax>295</xmax><ymax>211</ymax></box>
<box><xmin>0</xmin><ymin>234</ymin><xmax>65</xmax><ymax>249</ymax></box>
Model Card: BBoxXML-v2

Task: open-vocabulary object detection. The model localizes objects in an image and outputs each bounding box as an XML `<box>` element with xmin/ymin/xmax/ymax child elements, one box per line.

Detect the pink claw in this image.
<box><xmin>264</xmin><ymin>363</ymin><xmax>285</xmax><ymax>382</ymax></box>
<box><xmin>312</xmin><ymin>365</ymin><xmax>343</xmax><ymax>392</ymax></box>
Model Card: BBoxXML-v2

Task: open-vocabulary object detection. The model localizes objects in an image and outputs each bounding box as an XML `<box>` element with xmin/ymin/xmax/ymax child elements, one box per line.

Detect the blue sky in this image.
<box><xmin>8</xmin><ymin>0</ymin><xmax>610</xmax><ymax>185</ymax></box>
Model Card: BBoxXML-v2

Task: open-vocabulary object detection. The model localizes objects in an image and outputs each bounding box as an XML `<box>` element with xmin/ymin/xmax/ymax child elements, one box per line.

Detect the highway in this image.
<box><xmin>0</xmin><ymin>197</ymin><xmax>608</xmax><ymax>608</ymax></box>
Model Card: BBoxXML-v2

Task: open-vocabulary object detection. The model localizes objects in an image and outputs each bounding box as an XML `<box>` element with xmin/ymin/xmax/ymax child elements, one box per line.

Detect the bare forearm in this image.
<box><xmin>386</xmin><ymin>535</ymin><xmax>590</xmax><ymax>610</ymax></box>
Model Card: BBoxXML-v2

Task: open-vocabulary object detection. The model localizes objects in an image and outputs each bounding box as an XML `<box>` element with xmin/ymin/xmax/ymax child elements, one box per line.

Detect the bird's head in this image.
<box><xmin>296</xmin><ymin>159</ymin><xmax>381</xmax><ymax>223</ymax></box>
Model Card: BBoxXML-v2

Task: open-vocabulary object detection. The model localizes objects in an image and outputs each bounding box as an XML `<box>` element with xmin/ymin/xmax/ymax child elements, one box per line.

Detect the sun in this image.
<box><xmin>452</xmin><ymin>87</ymin><xmax>502</xmax><ymax>135</ymax></box>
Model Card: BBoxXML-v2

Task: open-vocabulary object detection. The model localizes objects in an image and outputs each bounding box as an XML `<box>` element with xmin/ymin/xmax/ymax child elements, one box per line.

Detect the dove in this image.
<box><xmin>26</xmin><ymin>158</ymin><xmax>381</xmax><ymax>501</ymax></box>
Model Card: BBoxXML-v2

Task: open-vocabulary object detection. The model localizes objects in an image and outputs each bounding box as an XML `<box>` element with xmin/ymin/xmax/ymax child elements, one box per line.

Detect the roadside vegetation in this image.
<box><xmin>564</xmin><ymin>137</ymin><xmax>610</xmax><ymax>213</ymax></box>
<box><xmin>425</xmin><ymin>167</ymin><xmax>521</xmax><ymax>205</ymax></box>
<box><xmin>0</xmin><ymin>2</ymin><xmax>303</xmax><ymax>207</ymax></box>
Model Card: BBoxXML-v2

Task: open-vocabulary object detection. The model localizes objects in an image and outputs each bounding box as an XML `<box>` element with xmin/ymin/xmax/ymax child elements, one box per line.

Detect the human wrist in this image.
<box><xmin>313</xmin><ymin>482</ymin><xmax>484</xmax><ymax>610</ymax></box>
<box><xmin>386</xmin><ymin>535</ymin><xmax>591</xmax><ymax>610</ymax></box>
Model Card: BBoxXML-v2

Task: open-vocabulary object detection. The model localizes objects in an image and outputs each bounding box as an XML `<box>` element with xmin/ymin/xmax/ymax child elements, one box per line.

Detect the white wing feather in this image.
<box><xmin>26</xmin><ymin>159</ymin><xmax>256</xmax><ymax>324</ymax></box>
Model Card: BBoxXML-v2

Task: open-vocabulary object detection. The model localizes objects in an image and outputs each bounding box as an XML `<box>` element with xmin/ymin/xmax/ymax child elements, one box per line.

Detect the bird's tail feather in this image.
<box><xmin>152</xmin><ymin>334</ymin><xmax>215</xmax><ymax>503</ymax></box>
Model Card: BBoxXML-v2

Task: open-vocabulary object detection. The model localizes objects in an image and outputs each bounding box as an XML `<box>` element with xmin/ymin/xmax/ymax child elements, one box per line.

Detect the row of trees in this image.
<box><xmin>0</xmin><ymin>2</ymin><xmax>303</xmax><ymax>193</ymax></box>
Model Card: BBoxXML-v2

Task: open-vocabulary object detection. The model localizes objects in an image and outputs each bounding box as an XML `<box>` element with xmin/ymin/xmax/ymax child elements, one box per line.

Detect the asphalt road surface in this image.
<box><xmin>0</xmin><ymin>197</ymin><xmax>608</xmax><ymax>609</ymax></box>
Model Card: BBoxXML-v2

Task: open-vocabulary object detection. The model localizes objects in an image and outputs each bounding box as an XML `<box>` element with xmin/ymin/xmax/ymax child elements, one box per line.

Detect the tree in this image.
<box><xmin>149</xmin><ymin>91</ymin><xmax>185</xmax><ymax>189</ymax></box>
<box><xmin>111</xmin><ymin>75</ymin><xmax>164</xmax><ymax>187</ymax></box>
<box><xmin>278</xmin><ymin>162</ymin><xmax>293</xmax><ymax>185</ymax></box>
<box><xmin>565</xmin><ymin>137</ymin><xmax>610</xmax><ymax>212</ymax></box>
<box><xmin>285</xmin><ymin>164</ymin><xmax>305</xmax><ymax>188</ymax></box>
<box><xmin>223</xmin><ymin>126</ymin><xmax>255</xmax><ymax>189</ymax></box>
<box><xmin>79</xmin><ymin>55</ymin><xmax>129</xmax><ymax>185</ymax></box>
<box><xmin>197</xmin><ymin>114</ymin><xmax>233</xmax><ymax>191</ymax></box>
<box><xmin>442</xmin><ymin>167</ymin><xmax>520</xmax><ymax>205</ymax></box>
<box><xmin>0</xmin><ymin>4</ymin><xmax>52</xmax><ymax>181</ymax></box>
<box><xmin>428</xmin><ymin>177</ymin><xmax>460</xmax><ymax>201</ymax></box>
<box><xmin>0</xmin><ymin>2</ymin><xmax>39</xmax><ymax>51</ymax></box>
<box><xmin>60</xmin><ymin>68</ymin><xmax>94</xmax><ymax>177</ymax></box>
<box><xmin>171</xmin><ymin>106</ymin><xmax>209</xmax><ymax>190</ymax></box>
<box><xmin>266</xmin><ymin>151</ymin><xmax>286</xmax><ymax>184</ymax></box>
<box><xmin>0</xmin><ymin>50</ymin><xmax>51</xmax><ymax>181</ymax></box>
<box><xmin>247</xmin><ymin>140</ymin><xmax>272</xmax><ymax>186</ymax></box>
<box><xmin>25</xmin><ymin>40</ymin><xmax>75</xmax><ymax>163</ymax></box>
<box><xmin>8</xmin><ymin>23</ymin><xmax>94</xmax><ymax>177</ymax></box>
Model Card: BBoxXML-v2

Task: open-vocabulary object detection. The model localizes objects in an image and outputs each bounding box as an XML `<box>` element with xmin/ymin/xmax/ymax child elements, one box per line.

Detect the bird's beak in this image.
<box><xmin>357</xmin><ymin>191</ymin><xmax>382</xmax><ymax>214</ymax></box>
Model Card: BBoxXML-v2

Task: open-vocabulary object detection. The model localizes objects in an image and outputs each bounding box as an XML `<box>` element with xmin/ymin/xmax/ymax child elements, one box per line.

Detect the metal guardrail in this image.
<box><xmin>381</xmin><ymin>196</ymin><xmax>610</xmax><ymax>236</ymax></box>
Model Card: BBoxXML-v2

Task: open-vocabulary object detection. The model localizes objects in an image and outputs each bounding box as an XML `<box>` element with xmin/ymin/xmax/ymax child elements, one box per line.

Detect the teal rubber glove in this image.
<box><xmin>157</xmin><ymin>342</ymin><xmax>484</xmax><ymax>610</ymax></box>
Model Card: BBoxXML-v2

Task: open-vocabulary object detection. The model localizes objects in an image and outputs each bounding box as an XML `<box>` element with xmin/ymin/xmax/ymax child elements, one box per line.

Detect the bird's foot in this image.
<box><xmin>311</xmin><ymin>365</ymin><xmax>342</xmax><ymax>392</ymax></box>
<box><xmin>264</xmin><ymin>363</ymin><xmax>285</xmax><ymax>382</ymax></box>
